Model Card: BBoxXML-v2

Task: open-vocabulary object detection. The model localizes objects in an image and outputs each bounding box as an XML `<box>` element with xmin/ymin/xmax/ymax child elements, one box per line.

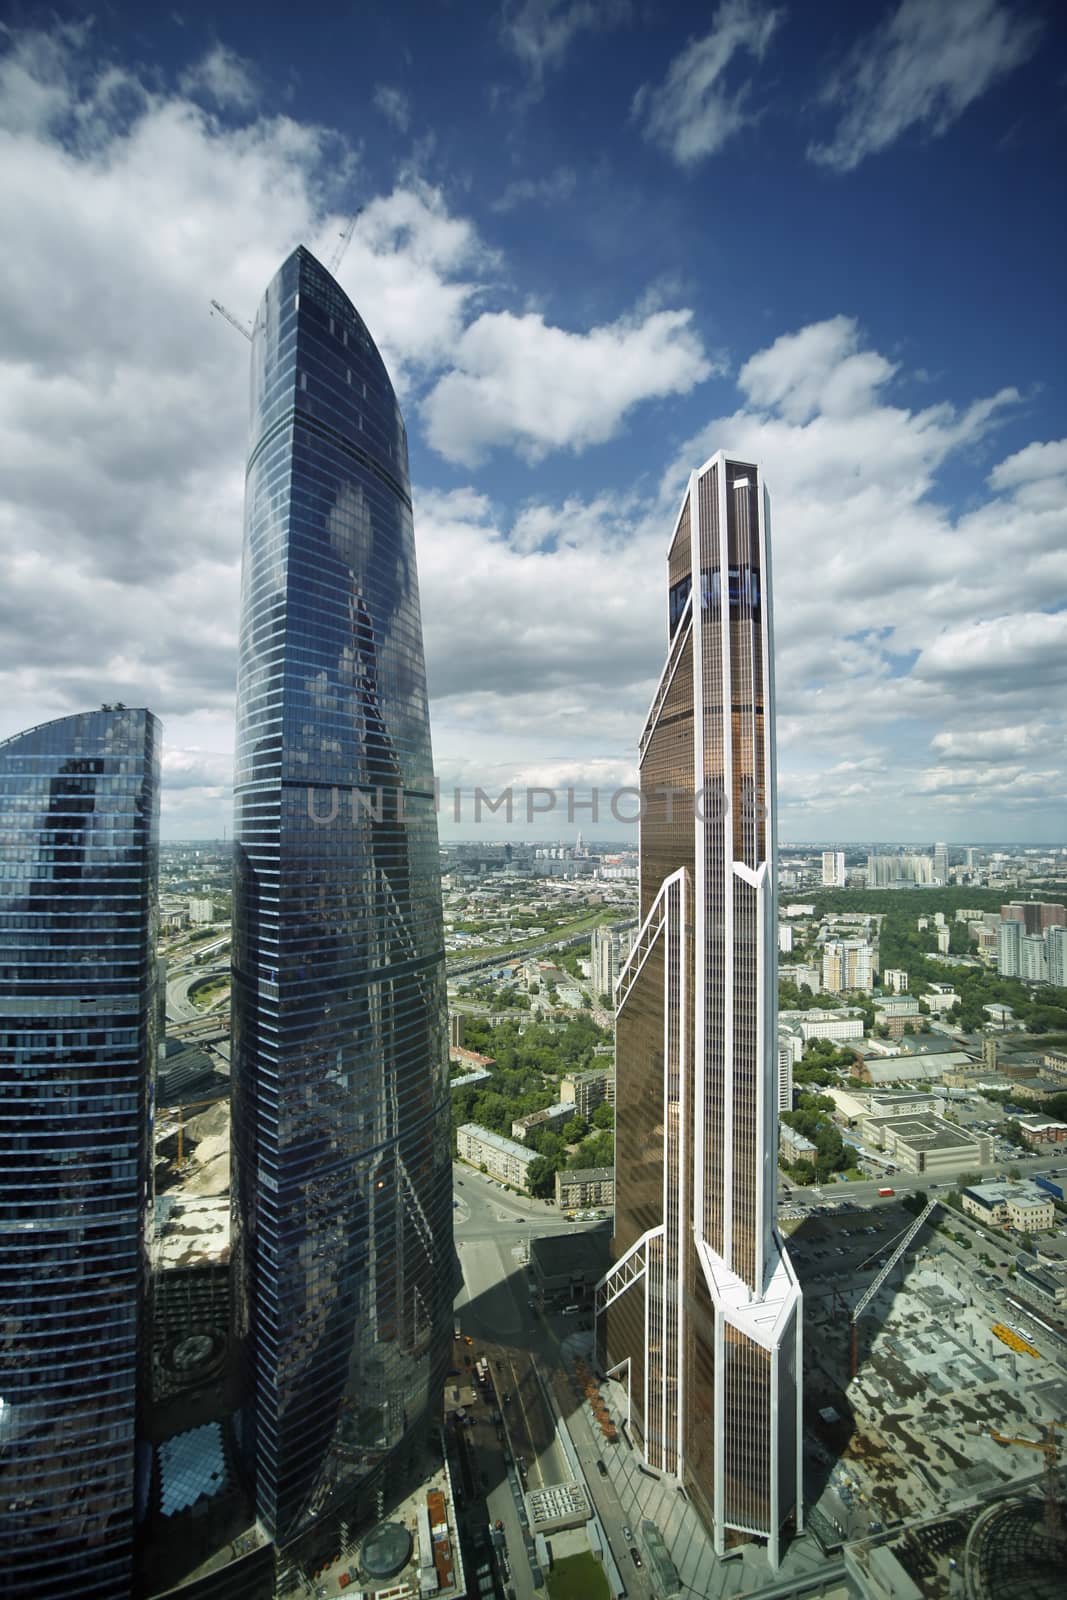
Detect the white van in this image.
<box><xmin>562</xmin><ymin>1304</ymin><xmax>579</xmax><ymax>1316</ymax></box>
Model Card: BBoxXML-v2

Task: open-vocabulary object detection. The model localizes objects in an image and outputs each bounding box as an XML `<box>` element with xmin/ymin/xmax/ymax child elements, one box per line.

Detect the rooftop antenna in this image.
<box><xmin>209</xmin><ymin>298</ymin><xmax>252</xmax><ymax>341</ymax></box>
<box><xmin>328</xmin><ymin>208</ymin><xmax>363</xmax><ymax>276</ymax></box>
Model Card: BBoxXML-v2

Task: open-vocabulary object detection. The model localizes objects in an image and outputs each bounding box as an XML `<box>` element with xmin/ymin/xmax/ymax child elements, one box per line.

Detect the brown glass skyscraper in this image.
<box><xmin>597</xmin><ymin>452</ymin><xmax>802</xmax><ymax>1566</ymax></box>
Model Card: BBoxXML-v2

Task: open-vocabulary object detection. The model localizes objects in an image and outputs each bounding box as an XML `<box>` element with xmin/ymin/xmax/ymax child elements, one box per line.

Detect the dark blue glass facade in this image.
<box><xmin>231</xmin><ymin>248</ymin><xmax>453</xmax><ymax>1550</ymax></box>
<box><xmin>0</xmin><ymin>708</ymin><xmax>160</xmax><ymax>1598</ymax></box>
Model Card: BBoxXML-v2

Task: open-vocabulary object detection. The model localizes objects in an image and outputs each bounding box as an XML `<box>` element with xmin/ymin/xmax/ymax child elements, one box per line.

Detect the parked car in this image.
<box><xmin>596</xmin><ymin>1459</ymin><xmax>607</xmax><ymax>1477</ymax></box>
<box><xmin>630</xmin><ymin>1547</ymin><xmax>643</xmax><ymax>1568</ymax></box>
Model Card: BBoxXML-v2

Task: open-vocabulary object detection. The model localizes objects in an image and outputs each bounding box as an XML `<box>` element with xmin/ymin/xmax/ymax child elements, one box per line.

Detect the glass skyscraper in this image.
<box><xmin>597</xmin><ymin>453</ymin><xmax>802</xmax><ymax>1566</ymax></box>
<box><xmin>0</xmin><ymin>707</ymin><xmax>160</xmax><ymax>1598</ymax></box>
<box><xmin>231</xmin><ymin>247</ymin><xmax>453</xmax><ymax>1554</ymax></box>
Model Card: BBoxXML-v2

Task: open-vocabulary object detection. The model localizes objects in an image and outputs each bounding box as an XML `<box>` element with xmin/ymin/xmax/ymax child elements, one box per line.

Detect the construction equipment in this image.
<box><xmin>209</xmin><ymin>298</ymin><xmax>252</xmax><ymax>341</ymax></box>
<box><xmin>173</xmin><ymin>1095</ymin><xmax>227</xmax><ymax>1170</ymax></box>
<box><xmin>328</xmin><ymin>209</ymin><xmax>363</xmax><ymax>275</ymax></box>
<box><xmin>851</xmin><ymin>1196</ymin><xmax>939</xmax><ymax>1376</ymax></box>
<box><xmin>990</xmin><ymin>1422</ymin><xmax>1064</xmax><ymax>1537</ymax></box>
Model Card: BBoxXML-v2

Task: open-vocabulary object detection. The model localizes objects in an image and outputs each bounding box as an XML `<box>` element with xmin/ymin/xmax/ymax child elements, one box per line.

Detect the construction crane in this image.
<box><xmin>328</xmin><ymin>208</ymin><xmax>363</xmax><ymax>275</ymax></box>
<box><xmin>990</xmin><ymin>1422</ymin><xmax>1064</xmax><ymax>1537</ymax></box>
<box><xmin>850</xmin><ymin>1195</ymin><xmax>939</xmax><ymax>1376</ymax></box>
<box><xmin>172</xmin><ymin>1095</ymin><xmax>227</xmax><ymax>1170</ymax></box>
<box><xmin>209</xmin><ymin>298</ymin><xmax>252</xmax><ymax>341</ymax></box>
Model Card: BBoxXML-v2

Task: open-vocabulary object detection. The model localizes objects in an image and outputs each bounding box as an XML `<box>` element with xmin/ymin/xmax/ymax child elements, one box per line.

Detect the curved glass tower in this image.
<box><xmin>0</xmin><ymin>708</ymin><xmax>160</xmax><ymax>1598</ymax></box>
<box><xmin>231</xmin><ymin>247</ymin><xmax>453</xmax><ymax>1552</ymax></box>
<box><xmin>597</xmin><ymin>454</ymin><xmax>802</xmax><ymax>1567</ymax></box>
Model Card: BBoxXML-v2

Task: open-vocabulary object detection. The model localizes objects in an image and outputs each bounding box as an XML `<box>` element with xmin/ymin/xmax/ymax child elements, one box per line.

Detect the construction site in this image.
<box><xmin>795</xmin><ymin>1199</ymin><xmax>1067</xmax><ymax>1598</ymax></box>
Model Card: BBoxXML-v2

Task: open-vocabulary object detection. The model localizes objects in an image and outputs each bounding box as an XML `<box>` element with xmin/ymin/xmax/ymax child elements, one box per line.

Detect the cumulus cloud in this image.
<box><xmin>633</xmin><ymin>0</ymin><xmax>783</xmax><ymax>166</ymax></box>
<box><xmin>809</xmin><ymin>0</ymin><xmax>1043</xmax><ymax>172</ymax></box>
<box><xmin>422</xmin><ymin>306</ymin><xmax>713</xmax><ymax>465</ymax></box>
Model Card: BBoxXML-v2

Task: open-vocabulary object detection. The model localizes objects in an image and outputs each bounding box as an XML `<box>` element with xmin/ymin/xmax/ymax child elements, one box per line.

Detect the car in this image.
<box><xmin>596</xmin><ymin>1459</ymin><xmax>607</xmax><ymax>1477</ymax></box>
<box><xmin>630</xmin><ymin>1547</ymin><xmax>643</xmax><ymax>1568</ymax></box>
<box><xmin>622</xmin><ymin>1524</ymin><xmax>633</xmax><ymax>1541</ymax></box>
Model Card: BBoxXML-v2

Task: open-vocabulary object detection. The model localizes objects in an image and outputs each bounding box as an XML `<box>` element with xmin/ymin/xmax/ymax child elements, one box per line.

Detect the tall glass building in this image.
<box><xmin>231</xmin><ymin>247</ymin><xmax>453</xmax><ymax>1553</ymax></box>
<box><xmin>0</xmin><ymin>707</ymin><xmax>160</xmax><ymax>1598</ymax></box>
<box><xmin>597</xmin><ymin>453</ymin><xmax>802</xmax><ymax>1566</ymax></box>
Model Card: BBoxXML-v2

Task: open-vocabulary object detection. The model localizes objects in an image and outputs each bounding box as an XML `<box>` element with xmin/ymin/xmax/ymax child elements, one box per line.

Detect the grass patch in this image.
<box><xmin>546</xmin><ymin>1552</ymin><xmax>610</xmax><ymax>1600</ymax></box>
<box><xmin>192</xmin><ymin>976</ymin><xmax>230</xmax><ymax>1009</ymax></box>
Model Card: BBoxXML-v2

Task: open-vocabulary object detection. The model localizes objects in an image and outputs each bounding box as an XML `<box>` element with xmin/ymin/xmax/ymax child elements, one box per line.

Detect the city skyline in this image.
<box><xmin>230</xmin><ymin>248</ymin><xmax>454</xmax><ymax>1550</ymax></box>
<box><xmin>599</xmin><ymin>452</ymin><xmax>801</xmax><ymax>1564</ymax></box>
<box><xmin>0</xmin><ymin>5</ymin><xmax>1064</xmax><ymax>844</ymax></box>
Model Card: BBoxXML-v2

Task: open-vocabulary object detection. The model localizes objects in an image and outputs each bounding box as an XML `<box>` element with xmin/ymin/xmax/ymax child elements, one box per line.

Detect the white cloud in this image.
<box><xmin>633</xmin><ymin>0</ymin><xmax>783</xmax><ymax>166</ymax></box>
<box><xmin>491</xmin><ymin>165</ymin><xmax>577</xmax><ymax>213</ymax></box>
<box><xmin>499</xmin><ymin>0</ymin><xmax>632</xmax><ymax>86</ymax></box>
<box><xmin>422</xmin><ymin>306</ymin><xmax>713</xmax><ymax>465</ymax></box>
<box><xmin>178</xmin><ymin>44</ymin><xmax>259</xmax><ymax>110</ymax></box>
<box><xmin>372</xmin><ymin>83</ymin><xmax>410</xmax><ymax>133</ymax></box>
<box><xmin>809</xmin><ymin>0</ymin><xmax>1043</xmax><ymax>173</ymax></box>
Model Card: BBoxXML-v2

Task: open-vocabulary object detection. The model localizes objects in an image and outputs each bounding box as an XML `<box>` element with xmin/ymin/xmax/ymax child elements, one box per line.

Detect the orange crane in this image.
<box><xmin>990</xmin><ymin>1422</ymin><xmax>1064</xmax><ymax>1536</ymax></box>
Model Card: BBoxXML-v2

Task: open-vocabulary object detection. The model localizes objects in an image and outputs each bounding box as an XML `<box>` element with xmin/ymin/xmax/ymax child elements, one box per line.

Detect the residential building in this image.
<box><xmin>822</xmin><ymin>939</ymin><xmax>873</xmax><ymax>993</ymax></box>
<box><xmin>1021</xmin><ymin>934</ymin><xmax>1049</xmax><ymax>983</ymax></box>
<box><xmin>857</xmin><ymin>1113</ymin><xmax>992</xmax><ymax>1176</ymax></box>
<box><xmin>961</xmin><ymin>1182</ymin><xmax>1055</xmax><ymax>1233</ymax></box>
<box><xmin>782</xmin><ymin>962</ymin><xmax>821</xmax><ymax>994</ymax></box>
<box><xmin>591</xmin><ymin>924</ymin><xmax>632</xmax><ymax>998</ymax></box>
<box><xmin>555</xmin><ymin>1167</ymin><xmax>615</xmax><ymax>1210</ymax></box>
<box><xmin>1047</xmin><ymin>926</ymin><xmax>1067</xmax><ymax>987</ymax></box>
<box><xmin>450</xmin><ymin>1045</ymin><xmax>496</xmax><ymax>1074</ymax></box>
<box><xmin>932</xmin><ymin>841</ymin><xmax>949</xmax><ymax>884</ymax></box>
<box><xmin>598</xmin><ymin>452</ymin><xmax>802</xmax><ymax>1565</ymax></box>
<box><xmin>882</xmin><ymin>968</ymin><xmax>909</xmax><ymax>993</ymax></box>
<box><xmin>560</xmin><ymin>1068</ymin><xmax>614</xmax><ymax>1118</ymax></box>
<box><xmin>1043</xmin><ymin>1048</ymin><xmax>1067</xmax><ymax>1076</ymax></box>
<box><xmin>821</xmin><ymin>851</ymin><xmax>845</xmax><ymax>888</ymax></box>
<box><xmin>866</xmin><ymin>854</ymin><xmax>934</xmax><ymax>888</ymax></box>
<box><xmin>0</xmin><ymin>708</ymin><xmax>160</xmax><ymax>1598</ymax></box>
<box><xmin>230</xmin><ymin>248</ymin><xmax>453</xmax><ymax>1552</ymax></box>
<box><xmin>936</xmin><ymin>927</ymin><xmax>951</xmax><ymax>955</ymax></box>
<box><xmin>777</xmin><ymin>1030</ymin><xmax>798</xmax><ymax>1113</ymax></box>
<box><xmin>997</xmin><ymin>919</ymin><xmax>1024</xmax><ymax>978</ymax></box>
<box><xmin>449</xmin><ymin>1013</ymin><xmax>466</xmax><ymax>1047</ymax></box>
<box><xmin>511</xmin><ymin>1102</ymin><xmax>572</xmax><ymax>1141</ymax></box>
<box><xmin>456</xmin><ymin>1124</ymin><xmax>539</xmax><ymax>1187</ymax></box>
<box><xmin>188</xmin><ymin>896</ymin><xmax>215</xmax><ymax>924</ymax></box>
<box><xmin>780</xmin><ymin>1126</ymin><xmax>818</xmax><ymax>1164</ymax></box>
<box><xmin>778</xmin><ymin>923</ymin><xmax>794</xmax><ymax>954</ymax></box>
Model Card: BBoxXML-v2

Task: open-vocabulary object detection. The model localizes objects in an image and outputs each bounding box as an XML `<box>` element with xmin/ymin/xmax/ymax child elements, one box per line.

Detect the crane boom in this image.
<box><xmin>209</xmin><ymin>298</ymin><xmax>252</xmax><ymax>341</ymax></box>
<box><xmin>328</xmin><ymin>209</ymin><xmax>362</xmax><ymax>275</ymax></box>
<box><xmin>853</xmin><ymin>1196</ymin><xmax>938</xmax><ymax>1322</ymax></box>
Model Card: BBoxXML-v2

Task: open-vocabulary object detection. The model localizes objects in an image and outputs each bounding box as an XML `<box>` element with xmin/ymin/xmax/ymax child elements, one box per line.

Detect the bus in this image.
<box><xmin>877</xmin><ymin>1187</ymin><xmax>895</xmax><ymax>1197</ymax></box>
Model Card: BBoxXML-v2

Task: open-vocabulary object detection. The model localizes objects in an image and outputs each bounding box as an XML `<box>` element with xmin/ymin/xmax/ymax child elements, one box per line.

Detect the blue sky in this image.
<box><xmin>0</xmin><ymin>1</ymin><xmax>1064</xmax><ymax>842</ymax></box>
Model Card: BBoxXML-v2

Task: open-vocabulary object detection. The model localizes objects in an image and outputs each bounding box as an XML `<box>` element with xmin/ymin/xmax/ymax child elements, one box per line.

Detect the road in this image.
<box><xmin>453</xmin><ymin>1166</ymin><xmax>660</xmax><ymax>1597</ymax></box>
<box><xmin>782</xmin><ymin>1153</ymin><xmax>1065</xmax><ymax>1212</ymax></box>
<box><xmin>165</xmin><ymin>961</ymin><xmax>230</xmax><ymax>1022</ymax></box>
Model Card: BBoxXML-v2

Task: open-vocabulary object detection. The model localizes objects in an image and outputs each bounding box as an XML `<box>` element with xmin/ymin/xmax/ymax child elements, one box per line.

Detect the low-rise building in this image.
<box><xmin>858</xmin><ymin>1113</ymin><xmax>992</xmax><ymax>1176</ymax></box>
<box><xmin>528</xmin><ymin>1230</ymin><xmax>609</xmax><ymax>1308</ymax></box>
<box><xmin>456</xmin><ymin>1123</ymin><xmax>539</xmax><ymax>1189</ymax></box>
<box><xmin>1016</xmin><ymin>1115</ymin><xmax>1067</xmax><ymax>1148</ymax></box>
<box><xmin>780</xmin><ymin>1125</ymin><xmax>818</xmax><ymax>1164</ymax></box>
<box><xmin>882</xmin><ymin>968</ymin><xmax>909</xmax><ymax>993</ymax></box>
<box><xmin>961</xmin><ymin>1180</ymin><xmax>1056</xmax><ymax>1233</ymax></box>
<box><xmin>779</xmin><ymin>1007</ymin><xmax>864</xmax><ymax>1044</ymax></box>
<box><xmin>511</xmin><ymin>1102</ymin><xmax>572</xmax><ymax>1142</ymax></box>
<box><xmin>450</xmin><ymin>1045</ymin><xmax>496</xmax><ymax>1074</ymax></box>
<box><xmin>555</xmin><ymin>1166</ymin><xmax>614</xmax><ymax>1210</ymax></box>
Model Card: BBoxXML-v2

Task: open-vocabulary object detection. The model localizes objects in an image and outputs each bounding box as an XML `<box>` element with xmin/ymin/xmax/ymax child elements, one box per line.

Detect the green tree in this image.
<box><xmin>591</xmin><ymin>1101</ymin><xmax>614</xmax><ymax>1130</ymax></box>
<box><xmin>562</xmin><ymin>1117</ymin><xmax>587</xmax><ymax>1144</ymax></box>
<box><xmin>526</xmin><ymin>1155</ymin><xmax>558</xmax><ymax>1198</ymax></box>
